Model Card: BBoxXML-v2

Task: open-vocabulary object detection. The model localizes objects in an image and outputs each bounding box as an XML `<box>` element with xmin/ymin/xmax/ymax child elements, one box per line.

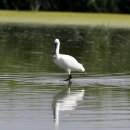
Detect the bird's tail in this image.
<box><xmin>79</xmin><ymin>63</ymin><xmax>85</xmax><ymax>72</ymax></box>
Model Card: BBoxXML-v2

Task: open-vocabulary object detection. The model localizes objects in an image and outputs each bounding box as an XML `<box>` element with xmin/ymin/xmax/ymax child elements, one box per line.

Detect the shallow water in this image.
<box><xmin>0</xmin><ymin>73</ymin><xmax>130</xmax><ymax>130</ymax></box>
<box><xmin>0</xmin><ymin>24</ymin><xmax>130</xmax><ymax>130</ymax></box>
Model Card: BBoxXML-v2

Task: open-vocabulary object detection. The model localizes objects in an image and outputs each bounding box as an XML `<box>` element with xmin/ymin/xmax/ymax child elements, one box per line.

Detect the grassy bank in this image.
<box><xmin>0</xmin><ymin>10</ymin><xmax>130</xmax><ymax>28</ymax></box>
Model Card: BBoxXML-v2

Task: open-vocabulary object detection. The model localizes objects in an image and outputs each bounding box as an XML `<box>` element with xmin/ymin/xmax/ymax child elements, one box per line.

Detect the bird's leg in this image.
<box><xmin>64</xmin><ymin>69</ymin><xmax>72</xmax><ymax>83</ymax></box>
<box><xmin>64</xmin><ymin>74</ymin><xmax>72</xmax><ymax>82</ymax></box>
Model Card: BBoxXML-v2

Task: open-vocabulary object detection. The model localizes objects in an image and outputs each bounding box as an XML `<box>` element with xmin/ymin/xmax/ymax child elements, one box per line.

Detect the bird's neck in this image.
<box><xmin>55</xmin><ymin>43</ymin><xmax>60</xmax><ymax>56</ymax></box>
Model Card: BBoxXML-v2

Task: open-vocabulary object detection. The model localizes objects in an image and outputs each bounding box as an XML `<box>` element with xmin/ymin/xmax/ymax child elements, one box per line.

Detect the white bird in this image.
<box><xmin>53</xmin><ymin>38</ymin><xmax>85</xmax><ymax>82</ymax></box>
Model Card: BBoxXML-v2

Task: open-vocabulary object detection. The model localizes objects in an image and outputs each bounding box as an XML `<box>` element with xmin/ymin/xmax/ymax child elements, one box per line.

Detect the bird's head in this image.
<box><xmin>54</xmin><ymin>38</ymin><xmax>60</xmax><ymax>44</ymax></box>
<box><xmin>53</xmin><ymin>38</ymin><xmax>60</xmax><ymax>57</ymax></box>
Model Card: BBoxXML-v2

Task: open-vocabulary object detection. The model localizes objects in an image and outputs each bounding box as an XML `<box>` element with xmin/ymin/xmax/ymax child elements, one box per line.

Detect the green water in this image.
<box><xmin>0</xmin><ymin>24</ymin><xmax>130</xmax><ymax>74</ymax></box>
<box><xmin>0</xmin><ymin>24</ymin><xmax>130</xmax><ymax>130</ymax></box>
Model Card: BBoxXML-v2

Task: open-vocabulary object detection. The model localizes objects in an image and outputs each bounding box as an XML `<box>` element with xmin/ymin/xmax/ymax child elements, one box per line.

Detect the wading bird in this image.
<box><xmin>53</xmin><ymin>38</ymin><xmax>85</xmax><ymax>83</ymax></box>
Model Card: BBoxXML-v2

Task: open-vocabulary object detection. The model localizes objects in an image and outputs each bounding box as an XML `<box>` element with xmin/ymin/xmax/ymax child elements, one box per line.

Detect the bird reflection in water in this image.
<box><xmin>52</xmin><ymin>84</ymin><xmax>85</xmax><ymax>129</ymax></box>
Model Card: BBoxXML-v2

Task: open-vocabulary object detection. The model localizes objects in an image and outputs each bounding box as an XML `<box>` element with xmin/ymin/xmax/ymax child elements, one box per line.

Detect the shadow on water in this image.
<box><xmin>52</xmin><ymin>84</ymin><xmax>85</xmax><ymax>130</ymax></box>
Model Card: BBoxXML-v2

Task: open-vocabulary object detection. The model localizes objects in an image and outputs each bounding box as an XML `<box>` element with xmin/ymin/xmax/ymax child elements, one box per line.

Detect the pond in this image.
<box><xmin>0</xmin><ymin>24</ymin><xmax>130</xmax><ymax>130</ymax></box>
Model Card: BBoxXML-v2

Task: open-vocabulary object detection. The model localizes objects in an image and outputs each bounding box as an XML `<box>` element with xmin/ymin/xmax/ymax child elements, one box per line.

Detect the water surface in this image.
<box><xmin>0</xmin><ymin>24</ymin><xmax>130</xmax><ymax>130</ymax></box>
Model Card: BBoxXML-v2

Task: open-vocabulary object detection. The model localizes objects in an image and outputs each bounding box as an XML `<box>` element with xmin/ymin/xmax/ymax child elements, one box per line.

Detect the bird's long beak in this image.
<box><xmin>53</xmin><ymin>43</ymin><xmax>57</xmax><ymax>55</ymax></box>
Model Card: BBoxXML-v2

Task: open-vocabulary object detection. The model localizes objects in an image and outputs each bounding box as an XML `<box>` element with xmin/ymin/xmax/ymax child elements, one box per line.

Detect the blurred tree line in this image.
<box><xmin>0</xmin><ymin>0</ymin><xmax>130</xmax><ymax>13</ymax></box>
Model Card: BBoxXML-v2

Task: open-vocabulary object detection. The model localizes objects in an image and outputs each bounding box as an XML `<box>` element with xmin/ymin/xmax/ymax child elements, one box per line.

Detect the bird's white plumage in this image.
<box><xmin>54</xmin><ymin>54</ymin><xmax>85</xmax><ymax>72</ymax></box>
<box><xmin>53</xmin><ymin>38</ymin><xmax>85</xmax><ymax>78</ymax></box>
<box><xmin>55</xmin><ymin>38</ymin><xmax>60</xmax><ymax>43</ymax></box>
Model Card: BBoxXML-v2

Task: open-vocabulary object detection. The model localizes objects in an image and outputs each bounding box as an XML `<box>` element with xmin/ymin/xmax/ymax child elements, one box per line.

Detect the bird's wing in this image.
<box><xmin>59</xmin><ymin>54</ymin><xmax>83</xmax><ymax>71</ymax></box>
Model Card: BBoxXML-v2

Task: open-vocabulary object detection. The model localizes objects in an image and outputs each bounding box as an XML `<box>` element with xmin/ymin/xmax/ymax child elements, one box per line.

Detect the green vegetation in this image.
<box><xmin>0</xmin><ymin>11</ymin><xmax>130</xmax><ymax>28</ymax></box>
